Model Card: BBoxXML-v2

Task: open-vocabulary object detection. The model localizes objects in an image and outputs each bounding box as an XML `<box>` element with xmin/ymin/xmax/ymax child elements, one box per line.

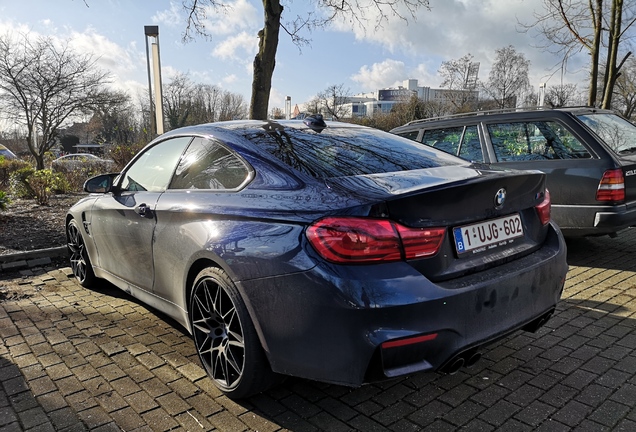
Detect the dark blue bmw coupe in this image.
<box><xmin>66</xmin><ymin>118</ymin><xmax>568</xmax><ymax>398</ymax></box>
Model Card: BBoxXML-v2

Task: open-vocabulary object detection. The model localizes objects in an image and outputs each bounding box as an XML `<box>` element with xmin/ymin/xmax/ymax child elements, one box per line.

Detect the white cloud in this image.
<box><xmin>167</xmin><ymin>0</ymin><xmax>259</xmax><ymax>36</ymax></box>
<box><xmin>222</xmin><ymin>74</ymin><xmax>238</xmax><ymax>84</ymax></box>
<box><xmin>351</xmin><ymin>59</ymin><xmax>407</xmax><ymax>92</ymax></box>
<box><xmin>212</xmin><ymin>31</ymin><xmax>258</xmax><ymax>60</ymax></box>
<box><xmin>151</xmin><ymin>2</ymin><xmax>183</xmax><ymax>28</ymax></box>
<box><xmin>67</xmin><ymin>29</ymin><xmax>138</xmax><ymax>74</ymax></box>
<box><xmin>269</xmin><ymin>86</ymin><xmax>286</xmax><ymax>110</ymax></box>
<box><xmin>332</xmin><ymin>0</ymin><xmax>588</xmax><ymax>89</ymax></box>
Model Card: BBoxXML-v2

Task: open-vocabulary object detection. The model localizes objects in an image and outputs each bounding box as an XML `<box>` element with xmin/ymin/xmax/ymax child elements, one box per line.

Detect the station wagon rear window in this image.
<box><xmin>577</xmin><ymin>113</ymin><xmax>636</xmax><ymax>155</ymax></box>
<box><xmin>487</xmin><ymin>121</ymin><xmax>591</xmax><ymax>162</ymax></box>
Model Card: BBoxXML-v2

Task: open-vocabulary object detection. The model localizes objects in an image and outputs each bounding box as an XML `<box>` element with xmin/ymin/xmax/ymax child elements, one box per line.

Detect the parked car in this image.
<box><xmin>392</xmin><ymin>107</ymin><xmax>636</xmax><ymax>237</ymax></box>
<box><xmin>0</xmin><ymin>144</ymin><xmax>17</xmax><ymax>160</ymax></box>
<box><xmin>52</xmin><ymin>153</ymin><xmax>114</xmax><ymax>171</ymax></box>
<box><xmin>67</xmin><ymin>119</ymin><xmax>568</xmax><ymax>398</ymax></box>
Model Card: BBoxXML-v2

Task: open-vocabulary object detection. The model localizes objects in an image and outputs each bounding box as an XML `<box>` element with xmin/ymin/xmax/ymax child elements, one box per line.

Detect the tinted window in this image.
<box><xmin>120</xmin><ymin>136</ymin><xmax>191</xmax><ymax>192</ymax></box>
<box><xmin>170</xmin><ymin>137</ymin><xmax>250</xmax><ymax>190</ymax></box>
<box><xmin>396</xmin><ymin>130</ymin><xmax>420</xmax><ymax>141</ymax></box>
<box><xmin>488</xmin><ymin>121</ymin><xmax>591</xmax><ymax>162</ymax></box>
<box><xmin>241</xmin><ymin>126</ymin><xmax>460</xmax><ymax>179</ymax></box>
<box><xmin>458</xmin><ymin>126</ymin><xmax>484</xmax><ymax>162</ymax></box>
<box><xmin>578</xmin><ymin>113</ymin><xmax>636</xmax><ymax>155</ymax></box>
<box><xmin>422</xmin><ymin>127</ymin><xmax>462</xmax><ymax>155</ymax></box>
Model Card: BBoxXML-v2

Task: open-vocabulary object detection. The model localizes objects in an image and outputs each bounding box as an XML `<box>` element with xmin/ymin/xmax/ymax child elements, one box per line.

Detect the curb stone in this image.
<box><xmin>0</xmin><ymin>246</ymin><xmax>67</xmax><ymax>271</ymax></box>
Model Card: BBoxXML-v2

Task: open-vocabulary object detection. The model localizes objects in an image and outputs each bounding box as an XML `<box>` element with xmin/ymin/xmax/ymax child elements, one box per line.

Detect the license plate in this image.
<box><xmin>453</xmin><ymin>214</ymin><xmax>523</xmax><ymax>254</ymax></box>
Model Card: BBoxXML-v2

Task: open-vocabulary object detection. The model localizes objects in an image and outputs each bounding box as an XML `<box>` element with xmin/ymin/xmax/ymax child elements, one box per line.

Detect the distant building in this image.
<box><xmin>331</xmin><ymin>79</ymin><xmax>479</xmax><ymax>118</ymax></box>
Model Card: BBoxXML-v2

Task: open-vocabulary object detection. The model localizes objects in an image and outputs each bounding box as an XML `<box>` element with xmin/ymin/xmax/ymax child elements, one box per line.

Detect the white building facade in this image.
<box><xmin>338</xmin><ymin>79</ymin><xmax>479</xmax><ymax>118</ymax></box>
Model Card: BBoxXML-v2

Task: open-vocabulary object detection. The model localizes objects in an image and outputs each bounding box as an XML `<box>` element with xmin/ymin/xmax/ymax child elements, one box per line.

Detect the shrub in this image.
<box><xmin>52</xmin><ymin>160</ymin><xmax>113</xmax><ymax>192</ymax></box>
<box><xmin>0</xmin><ymin>190</ymin><xmax>10</xmax><ymax>211</ymax></box>
<box><xmin>108</xmin><ymin>142</ymin><xmax>145</xmax><ymax>171</ymax></box>
<box><xmin>10</xmin><ymin>166</ymin><xmax>36</xmax><ymax>198</ymax></box>
<box><xmin>27</xmin><ymin>169</ymin><xmax>60</xmax><ymax>205</ymax></box>
<box><xmin>0</xmin><ymin>156</ymin><xmax>31</xmax><ymax>190</ymax></box>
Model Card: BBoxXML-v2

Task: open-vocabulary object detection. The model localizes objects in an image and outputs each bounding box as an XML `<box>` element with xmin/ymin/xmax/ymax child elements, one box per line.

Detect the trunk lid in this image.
<box><xmin>327</xmin><ymin>166</ymin><xmax>549</xmax><ymax>282</ymax></box>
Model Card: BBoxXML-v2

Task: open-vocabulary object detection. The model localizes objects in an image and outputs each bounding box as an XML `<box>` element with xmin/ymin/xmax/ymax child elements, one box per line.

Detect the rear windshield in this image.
<box><xmin>238</xmin><ymin>125</ymin><xmax>462</xmax><ymax>179</ymax></box>
<box><xmin>577</xmin><ymin>113</ymin><xmax>636</xmax><ymax>155</ymax></box>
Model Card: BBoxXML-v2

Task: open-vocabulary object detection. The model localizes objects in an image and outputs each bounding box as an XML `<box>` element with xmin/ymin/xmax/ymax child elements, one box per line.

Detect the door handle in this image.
<box><xmin>135</xmin><ymin>203</ymin><xmax>152</xmax><ymax>218</ymax></box>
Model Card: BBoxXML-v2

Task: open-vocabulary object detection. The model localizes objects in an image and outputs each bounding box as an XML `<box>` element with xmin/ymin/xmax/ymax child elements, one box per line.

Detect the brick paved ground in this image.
<box><xmin>1</xmin><ymin>230</ymin><xmax>636</xmax><ymax>431</ymax></box>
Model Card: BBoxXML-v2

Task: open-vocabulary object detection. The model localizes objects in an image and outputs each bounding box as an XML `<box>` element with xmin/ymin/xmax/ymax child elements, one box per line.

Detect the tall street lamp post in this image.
<box><xmin>144</xmin><ymin>25</ymin><xmax>164</xmax><ymax>136</ymax></box>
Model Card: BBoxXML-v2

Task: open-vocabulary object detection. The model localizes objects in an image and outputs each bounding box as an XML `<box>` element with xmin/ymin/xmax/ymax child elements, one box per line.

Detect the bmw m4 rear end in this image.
<box><xmin>67</xmin><ymin>117</ymin><xmax>568</xmax><ymax>398</ymax></box>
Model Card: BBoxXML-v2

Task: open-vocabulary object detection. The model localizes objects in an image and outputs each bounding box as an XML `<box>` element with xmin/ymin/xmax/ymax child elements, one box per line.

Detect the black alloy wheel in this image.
<box><xmin>67</xmin><ymin>219</ymin><xmax>96</xmax><ymax>287</ymax></box>
<box><xmin>189</xmin><ymin>267</ymin><xmax>277</xmax><ymax>398</ymax></box>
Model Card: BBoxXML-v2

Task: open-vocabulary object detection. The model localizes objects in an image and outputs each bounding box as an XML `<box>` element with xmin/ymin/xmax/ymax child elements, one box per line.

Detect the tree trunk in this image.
<box><xmin>250</xmin><ymin>0</ymin><xmax>282</xmax><ymax>120</ymax></box>
<box><xmin>602</xmin><ymin>0</ymin><xmax>623</xmax><ymax>109</ymax></box>
<box><xmin>588</xmin><ymin>0</ymin><xmax>603</xmax><ymax>107</ymax></box>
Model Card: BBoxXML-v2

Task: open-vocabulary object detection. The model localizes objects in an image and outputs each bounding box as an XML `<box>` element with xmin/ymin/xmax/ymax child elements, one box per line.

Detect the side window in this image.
<box><xmin>544</xmin><ymin>121</ymin><xmax>592</xmax><ymax>159</ymax></box>
<box><xmin>396</xmin><ymin>130</ymin><xmax>421</xmax><ymax>141</ymax></box>
<box><xmin>421</xmin><ymin>127</ymin><xmax>463</xmax><ymax>155</ymax></box>
<box><xmin>170</xmin><ymin>137</ymin><xmax>250</xmax><ymax>190</ymax></box>
<box><xmin>120</xmin><ymin>136</ymin><xmax>192</xmax><ymax>192</ymax></box>
<box><xmin>458</xmin><ymin>126</ymin><xmax>484</xmax><ymax>162</ymax></box>
<box><xmin>488</xmin><ymin>121</ymin><xmax>591</xmax><ymax>162</ymax></box>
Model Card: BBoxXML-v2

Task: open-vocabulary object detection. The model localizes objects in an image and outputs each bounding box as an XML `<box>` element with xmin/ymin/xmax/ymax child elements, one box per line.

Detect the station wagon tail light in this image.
<box><xmin>596</xmin><ymin>169</ymin><xmax>625</xmax><ymax>202</ymax></box>
<box><xmin>535</xmin><ymin>189</ymin><xmax>551</xmax><ymax>225</ymax></box>
<box><xmin>306</xmin><ymin>217</ymin><xmax>445</xmax><ymax>264</ymax></box>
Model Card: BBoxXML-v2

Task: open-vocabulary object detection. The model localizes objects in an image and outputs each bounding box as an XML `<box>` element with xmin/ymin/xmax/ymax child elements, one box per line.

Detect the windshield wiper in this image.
<box><xmin>618</xmin><ymin>146</ymin><xmax>636</xmax><ymax>154</ymax></box>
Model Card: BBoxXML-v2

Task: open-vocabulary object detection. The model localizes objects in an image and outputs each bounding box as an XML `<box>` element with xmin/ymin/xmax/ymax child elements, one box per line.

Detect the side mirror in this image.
<box><xmin>84</xmin><ymin>173</ymin><xmax>119</xmax><ymax>193</ymax></box>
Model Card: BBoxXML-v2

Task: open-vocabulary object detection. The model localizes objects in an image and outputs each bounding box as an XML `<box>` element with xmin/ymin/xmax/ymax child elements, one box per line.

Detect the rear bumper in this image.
<box><xmin>238</xmin><ymin>222</ymin><xmax>568</xmax><ymax>387</ymax></box>
<box><xmin>553</xmin><ymin>202</ymin><xmax>636</xmax><ymax>236</ymax></box>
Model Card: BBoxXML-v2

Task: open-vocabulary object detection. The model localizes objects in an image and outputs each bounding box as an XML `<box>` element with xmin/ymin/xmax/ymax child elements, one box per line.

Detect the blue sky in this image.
<box><xmin>0</xmin><ymin>0</ymin><xmax>593</xmax><ymax>113</ymax></box>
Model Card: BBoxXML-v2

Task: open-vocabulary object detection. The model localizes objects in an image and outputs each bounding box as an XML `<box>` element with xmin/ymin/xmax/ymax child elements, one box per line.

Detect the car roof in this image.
<box><xmin>58</xmin><ymin>153</ymin><xmax>99</xmax><ymax>158</ymax></box>
<box><xmin>390</xmin><ymin>106</ymin><xmax>616</xmax><ymax>132</ymax></box>
<box><xmin>0</xmin><ymin>144</ymin><xmax>17</xmax><ymax>159</ymax></box>
<box><xmin>160</xmin><ymin>119</ymin><xmax>366</xmax><ymax>138</ymax></box>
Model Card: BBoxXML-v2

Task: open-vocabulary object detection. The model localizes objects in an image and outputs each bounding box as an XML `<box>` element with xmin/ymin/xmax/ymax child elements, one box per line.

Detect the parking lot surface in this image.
<box><xmin>2</xmin><ymin>231</ymin><xmax>636</xmax><ymax>431</ymax></box>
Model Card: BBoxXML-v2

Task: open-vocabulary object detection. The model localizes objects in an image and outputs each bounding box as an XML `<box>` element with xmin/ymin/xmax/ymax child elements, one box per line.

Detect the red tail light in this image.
<box><xmin>306</xmin><ymin>217</ymin><xmax>445</xmax><ymax>264</ymax></box>
<box><xmin>596</xmin><ymin>169</ymin><xmax>625</xmax><ymax>202</ymax></box>
<box><xmin>535</xmin><ymin>189</ymin><xmax>551</xmax><ymax>225</ymax></box>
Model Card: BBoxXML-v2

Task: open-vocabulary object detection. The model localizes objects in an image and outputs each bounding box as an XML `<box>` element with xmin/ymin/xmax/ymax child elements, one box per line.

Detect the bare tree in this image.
<box><xmin>522</xmin><ymin>0</ymin><xmax>636</xmax><ymax>108</ymax></box>
<box><xmin>316</xmin><ymin>84</ymin><xmax>351</xmax><ymax>120</ymax></box>
<box><xmin>304</xmin><ymin>96</ymin><xmax>322</xmax><ymax>116</ymax></box>
<box><xmin>438</xmin><ymin>53</ymin><xmax>480</xmax><ymax>111</ymax></box>
<box><xmin>182</xmin><ymin>0</ymin><xmax>430</xmax><ymax>120</ymax></box>
<box><xmin>482</xmin><ymin>45</ymin><xmax>531</xmax><ymax>109</ymax></box>
<box><xmin>190</xmin><ymin>83</ymin><xmax>221</xmax><ymax>124</ymax></box>
<box><xmin>217</xmin><ymin>91</ymin><xmax>248</xmax><ymax>121</ymax></box>
<box><xmin>163</xmin><ymin>74</ymin><xmax>247</xmax><ymax>128</ymax></box>
<box><xmin>612</xmin><ymin>56</ymin><xmax>636</xmax><ymax>118</ymax></box>
<box><xmin>0</xmin><ymin>33</ymin><xmax>124</xmax><ymax>169</ymax></box>
<box><xmin>163</xmin><ymin>72</ymin><xmax>196</xmax><ymax>130</ymax></box>
<box><xmin>545</xmin><ymin>83</ymin><xmax>580</xmax><ymax>107</ymax></box>
<box><xmin>90</xmin><ymin>98</ymin><xmax>142</xmax><ymax>146</ymax></box>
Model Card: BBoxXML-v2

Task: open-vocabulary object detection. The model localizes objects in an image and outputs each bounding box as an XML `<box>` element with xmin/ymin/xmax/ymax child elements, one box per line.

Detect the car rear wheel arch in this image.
<box><xmin>185</xmin><ymin>258</ymin><xmax>267</xmax><ymax>347</ymax></box>
<box><xmin>188</xmin><ymin>265</ymin><xmax>279</xmax><ymax>398</ymax></box>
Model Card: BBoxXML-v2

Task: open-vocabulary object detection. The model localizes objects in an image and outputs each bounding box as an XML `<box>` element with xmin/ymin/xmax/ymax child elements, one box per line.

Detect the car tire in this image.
<box><xmin>189</xmin><ymin>267</ymin><xmax>278</xmax><ymax>399</ymax></box>
<box><xmin>66</xmin><ymin>218</ymin><xmax>97</xmax><ymax>288</ymax></box>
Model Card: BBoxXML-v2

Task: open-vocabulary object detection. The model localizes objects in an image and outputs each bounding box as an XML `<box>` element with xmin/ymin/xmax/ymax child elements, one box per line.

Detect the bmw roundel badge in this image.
<box><xmin>494</xmin><ymin>188</ymin><xmax>506</xmax><ymax>209</ymax></box>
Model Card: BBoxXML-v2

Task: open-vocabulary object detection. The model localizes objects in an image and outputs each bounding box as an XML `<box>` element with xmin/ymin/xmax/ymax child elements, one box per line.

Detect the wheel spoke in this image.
<box><xmin>67</xmin><ymin>223</ymin><xmax>87</xmax><ymax>282</ymax></box>
<box><xmin>191</xmin><ymin>275</ymin><xmax>246</xmax><ymax>391</ymax></box>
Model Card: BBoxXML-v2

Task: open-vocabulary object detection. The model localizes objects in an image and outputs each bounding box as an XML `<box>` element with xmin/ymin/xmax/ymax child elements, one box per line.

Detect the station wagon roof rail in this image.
<box><xmin>401</xmin><ymin>105</ymin><xmax>601</xmax><ymax>127</ymax></box>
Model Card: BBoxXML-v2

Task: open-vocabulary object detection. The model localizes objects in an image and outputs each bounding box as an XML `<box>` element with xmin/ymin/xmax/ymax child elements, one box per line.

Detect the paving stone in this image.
<box><xmin>124</xmin><ymin>390</ymin><xmax>159</xmax><ymax>414</ymax></box>
<box><xmin>1</xmin><ymin>233</ymin><xmax>636</xmax><ymax>431</ymax></box>
<box><xmin>140</xmin><ymin>407</ymin><xmax>180</xmax><ymax>431</ymax></box>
